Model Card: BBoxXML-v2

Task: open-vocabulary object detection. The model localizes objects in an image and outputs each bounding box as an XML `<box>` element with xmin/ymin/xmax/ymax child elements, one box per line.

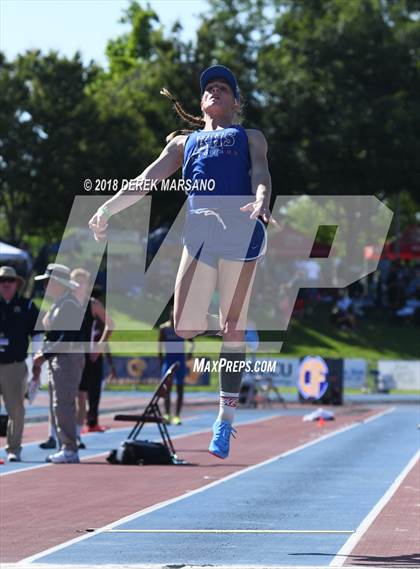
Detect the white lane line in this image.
<box><xmin>0</xmin><ymin>426</ymin><xmax>131</xmax><ymax>478</ymax></box>
<box><xmin>361</xmin><ymin>406</ymin><xmax>395</xmax><ymax>424</ymax></box>
<box><xmin>0</xmin><ymin>413</ymin><xmax>276</xmax><ymax>478</ymax></box>
<box><xmin>104</xmin><ymin>529</ymin><xmax>354</xmax><ymax>534</ymax></box>
<box><xmin>329</xmin><ymin>448</ymin><xmax>420</xmax><ymax>567</ymax></box>
<box><xmin>5</xmin><ymin>563</ymin><xmax>360</xmax><ymax>569</ymax></box>
<box><xmin>18</xmin><ymin>406</ymin><xmax>394</xmax><ymax>565</ymax></box>
<box><xmin>6</xmin><ymin>406</ymin><xmax>394</xmax><ymax>478</ymax></box>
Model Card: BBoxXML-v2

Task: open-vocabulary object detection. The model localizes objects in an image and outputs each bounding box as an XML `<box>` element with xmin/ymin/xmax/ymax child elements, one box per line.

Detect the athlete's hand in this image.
<box><xmin>89</xmin><ymin>210</ymin><xmax>108</xmax><ymax>241</ymax></box>
<box><xmin>240</xmin><ymin>199</ymin><xmax>271</xmax><ymax>224</ymax></box>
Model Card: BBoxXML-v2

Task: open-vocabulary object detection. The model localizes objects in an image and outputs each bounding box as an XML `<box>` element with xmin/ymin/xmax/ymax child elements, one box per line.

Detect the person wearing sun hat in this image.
<box><xmin>33</xmin><ymin>263</ymin><xmax>85</xmax><ymax>464</ymax></box>
<box><xmin>0</xmin><ymin>266</ymin><xmax>39</xmax><ymax>462</ymax></box>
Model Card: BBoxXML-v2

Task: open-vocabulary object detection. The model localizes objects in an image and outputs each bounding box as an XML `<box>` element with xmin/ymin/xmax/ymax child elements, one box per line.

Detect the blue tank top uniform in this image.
<box><xmin>160</xmin><ymin>324</ymin><xmax>187</xmax><ymax>385</ymax></box>
<box><xmin>182</xmin><ymin>125</ymin><xmax>267</xmax><ymax>268</ymax></box>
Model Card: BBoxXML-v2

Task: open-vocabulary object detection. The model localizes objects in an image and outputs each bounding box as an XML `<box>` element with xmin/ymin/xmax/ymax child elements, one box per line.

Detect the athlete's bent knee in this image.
<box><xmin>174</xmin><ymin>327</ymin><xmax>200</xmax><ymax>339</ymax></box>
<box><xmin>174</xmin><ymin>313</ymin><xmax>206</xmax><ymax>339</ymax></box>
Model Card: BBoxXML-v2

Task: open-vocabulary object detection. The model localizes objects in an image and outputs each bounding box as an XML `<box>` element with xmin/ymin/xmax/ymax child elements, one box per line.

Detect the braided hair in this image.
<box><xmin>160</xmin><ymin>86</ymin><xmax>243</xmax><ymax>143</ymax></box>
<box><xmin>160</xmin><ymin>88</ymin><xmax>204</xmax><ymax>142</ymax></box>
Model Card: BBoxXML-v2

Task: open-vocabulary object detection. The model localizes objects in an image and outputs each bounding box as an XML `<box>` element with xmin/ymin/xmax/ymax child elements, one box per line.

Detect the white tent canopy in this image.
<box><xmin>0</xmin><ymin>241</ymin><xmax>32</xmax><ymax>273</ymax></box>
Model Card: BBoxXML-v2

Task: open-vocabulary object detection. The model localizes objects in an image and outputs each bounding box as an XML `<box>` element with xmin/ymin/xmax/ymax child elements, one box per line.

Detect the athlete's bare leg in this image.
<box><xmin>173</xmin><ymin>247</ymin><xmax>218</xmax><ymax>339</ymax></box>
<box><xmin>218</xmin><ymin>259</ymin><xmax>258</xmax><ymax>345</ymax></box>
<box><xmin>213</xmin><ymin>258</ymin><xmax>258</xmax><ymax>427</ymax></box>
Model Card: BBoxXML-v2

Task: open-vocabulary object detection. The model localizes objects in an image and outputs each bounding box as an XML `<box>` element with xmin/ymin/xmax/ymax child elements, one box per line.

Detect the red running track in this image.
<box><xmin>346</xmin><ymin>457</ymin><xmax>420</xmax><ymax>567</ymax></box>
<box><xmin>1</xmin><ymin>407</ymin><xmax>387</xmax><ymax>563</ymax></box>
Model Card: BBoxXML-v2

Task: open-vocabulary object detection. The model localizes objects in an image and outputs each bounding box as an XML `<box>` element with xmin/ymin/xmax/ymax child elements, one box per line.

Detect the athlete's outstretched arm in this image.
<box><xmin>241</xmin><ymin>129</ymin><xmax>272</xmax><ymax>223</ymax></box>
<box><xmin>89</xmin><ymin>135</ymin><xmax>186</xmax><ymax>241</ymax></box>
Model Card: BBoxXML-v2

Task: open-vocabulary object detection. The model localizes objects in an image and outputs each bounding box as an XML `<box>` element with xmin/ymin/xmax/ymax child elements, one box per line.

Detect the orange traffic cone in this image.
<box><xmin>317</xmin><ymin>417</ymin><xmax>325</xmax><ymax>428</ymax></box>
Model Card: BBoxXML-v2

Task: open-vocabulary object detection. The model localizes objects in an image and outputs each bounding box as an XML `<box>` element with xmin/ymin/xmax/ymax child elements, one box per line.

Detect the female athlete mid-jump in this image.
<box><xmin>89</xmin><ymin>65</ymin><xmax>272</xmax><ymax>459</ymax></box>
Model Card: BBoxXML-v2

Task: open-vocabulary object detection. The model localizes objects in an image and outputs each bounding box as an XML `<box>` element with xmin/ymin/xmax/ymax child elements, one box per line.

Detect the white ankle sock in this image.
<box><xmin>217</xmin><ymin>391</ymin><xmax>239</xmax><ymax>424</ymax></box>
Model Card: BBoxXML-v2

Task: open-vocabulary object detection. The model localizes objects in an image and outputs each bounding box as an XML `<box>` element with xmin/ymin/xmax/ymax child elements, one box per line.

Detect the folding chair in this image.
<box><xmin>112</xmin><ymin>362</ymin><xmax>186</xmax><ymax>464</ymax></box>
<box><xmin>239</xmin><ymin>377</ymin><xmax>258</xmax><ymax>408</ymax></box>
<box><xmin>255</xmin><ymin>376</ymin><xmax>287</xmax><ymax>409</ymax></box>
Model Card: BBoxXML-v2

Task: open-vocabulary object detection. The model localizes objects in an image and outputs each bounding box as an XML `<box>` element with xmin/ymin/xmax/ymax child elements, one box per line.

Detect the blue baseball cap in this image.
<box><xmin>200</xmin><ymin>65</ymin><xmax>240</xmax><ymax>100</ymax></box>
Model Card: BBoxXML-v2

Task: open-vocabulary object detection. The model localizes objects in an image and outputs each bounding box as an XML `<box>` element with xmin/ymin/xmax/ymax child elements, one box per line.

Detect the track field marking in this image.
<box><xmin>361</xmin><ymin>406</ymin><xmax>395</xmax><ymax>424</ymax></box>
<box><xmin>18</xmin><ymin>406</ymin><xmax>394</xmax><ymax>565</ymax></box>
<box><xmin>6</xmin><ymin>565</ymin><xmax>375</xmax><ymax>569</ymax></box>
<box><xmin>329</xmin><ymin>448</ymin><xmax>420</xmax><ymax>567</ymax></box>
<box><xmin>6</xmin><ymin>408</ymin><xmax>394</xmax><ymax>479</ymax></box>
<box><xmin>103</xmin><ymin>529</ymin><xmax>354</xmax><ymax>534</ymax></box>
<box><xmin>1</xmin><ymin>412</ymin><xmax>277</xmax><ymax>478</ymax></box>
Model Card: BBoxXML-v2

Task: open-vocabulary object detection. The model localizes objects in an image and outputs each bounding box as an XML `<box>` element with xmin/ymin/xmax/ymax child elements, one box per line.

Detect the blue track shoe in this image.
<box><xmin>208</xmin><ymin>420</ymin><xmax>237</xmax><ymax>459</ymax></box>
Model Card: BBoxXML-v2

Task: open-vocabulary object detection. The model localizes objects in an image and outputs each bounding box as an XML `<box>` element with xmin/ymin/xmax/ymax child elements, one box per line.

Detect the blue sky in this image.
<box><xmin>1</xmin><ymin>0</ymin><xmax>209</xmax><ymax>66</ymax></box>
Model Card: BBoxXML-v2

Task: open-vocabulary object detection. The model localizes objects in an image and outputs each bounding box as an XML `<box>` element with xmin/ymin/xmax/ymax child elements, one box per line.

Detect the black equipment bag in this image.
<box><xmin>107</xmin><ymin>439</ymin><xmax>173</xmax><ymax>466</ymax></box>
<box><xmin>109</xmin><ymin>364</ymin><xmax>189</xmax><ymax>466</ymax></box>
<box><xmin>109</xmin><ymin>363</ymin><xmax>183</xmax><ymax>466</ymax></box>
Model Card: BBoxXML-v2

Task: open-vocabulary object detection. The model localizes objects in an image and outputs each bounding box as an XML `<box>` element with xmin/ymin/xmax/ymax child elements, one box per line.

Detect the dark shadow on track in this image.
<box><xmin>344</xmin><ymin>553</ymin><xmax>420</xmax><ymax>567</ymax></box>
<box><xmin>82</xmin><ymin>459</ymin><xmax>248</xmax><ymax>467</ymax></box>
<box><xmin>83</xmin><ymin>460</ymin><xmax>200</xmax><ymax>467</ymax></box>
<box><xmin>175</xmin><ymin>449</ymin><xmax>210</xmax><ymax>453</ymax></box>
<box><xmin>5</xmin><ymin>460</ymin><xmax>51</xmax><ymax>465</ymax></box>
<box><xmin>289</xmin><ymin>552</ymin><xmax>420</xmax><ymax>567</ymax></box>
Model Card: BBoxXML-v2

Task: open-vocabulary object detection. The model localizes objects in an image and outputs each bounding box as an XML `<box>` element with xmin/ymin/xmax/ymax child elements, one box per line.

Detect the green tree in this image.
<box><xmin>194</xmin><ymin>0</ymin><xmax>273</xmax><ymax>127</ymax></box>
<box><xmin>2</xmin><ymin>0</ymin><xmax>418</xmax><ymax>248</ymax></box>
<box><xmin>0</xmin><ymin>52</ymin><xmax>38</xmax><ymax>243</ymax></box>
<box><xmin>256</xmin><ymin>0</ymin><xmax>420</xmax><ymax>201</ymax></box>
<box><xmin>90</xmin><ymin>1</ymin><xmax>203</xmax><ymax>225</ymax></box>
<box><xmin>0</xmin><ymin>50</ymin><xmax>102</xmax><ymax>242</ymax></box>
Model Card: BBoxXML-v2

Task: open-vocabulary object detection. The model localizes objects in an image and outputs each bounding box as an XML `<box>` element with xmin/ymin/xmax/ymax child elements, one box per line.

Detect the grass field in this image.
<box><xmin>105</xmin><ymin>302</ymin><xmax>418</xmax><ymax>392</ymax></box>
<box><xmin>33</xmin><ymin>296</ymin><xmax>418</xmax><ymax>391</ymax></box>
<box><xmin>275</xmin><ymin>304</ymin><xmax>419</xmax><ymax>361</ymax></box>
<box><xmin>34</xmin><ymin>295</ymin><xmax>418</xmax><ymax>362</ymax></box>
<box><xmin>108</xmin><ymin>303</ymin><xmax>418</xmax><ymax>358</ymax></box>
